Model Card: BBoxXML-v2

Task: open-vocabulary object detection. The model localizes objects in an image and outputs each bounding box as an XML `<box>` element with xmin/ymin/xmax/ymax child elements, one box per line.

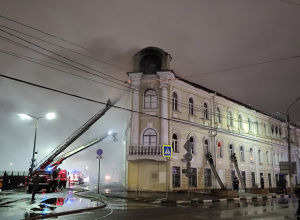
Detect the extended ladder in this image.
<box><xmin>205</xmin><ymin>154</ymin><xmax>226</xmax><ymax>189</ymax></box>
<box><xmin>231</xmin><ymin>157</ymin><xmax>246</xmax><ymax>189</ymax></box>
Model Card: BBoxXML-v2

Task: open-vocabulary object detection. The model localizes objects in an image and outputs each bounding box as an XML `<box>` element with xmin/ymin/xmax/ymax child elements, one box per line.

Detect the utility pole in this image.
<box><xmin>277</xmin><ymin>96</ymin><xmax>300</xmax><ymax>194</ymax></box>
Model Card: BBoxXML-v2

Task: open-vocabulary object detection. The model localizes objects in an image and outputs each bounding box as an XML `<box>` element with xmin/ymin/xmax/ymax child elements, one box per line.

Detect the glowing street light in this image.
<box><xmin>19</xmin><ymin>112</ymin><xmax>56</xmax><ymax>176</ymax></box>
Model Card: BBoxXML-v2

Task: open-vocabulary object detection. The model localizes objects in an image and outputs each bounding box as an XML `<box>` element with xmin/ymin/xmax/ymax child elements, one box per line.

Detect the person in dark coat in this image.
<box><xmin>31</xmin><ymin>175</ymin><xmax>40</xmax><ymax>201</ymax></box>
<box><xmin>261</xmin><ymin>177</ymin><xmax>264</xmax><ymax>189</ymax></box>
<box><xmin>233</xmin><ymin>176</ymin><xmax>239</xmax><ymax>192</ymax></box>
<box><xmin>280</xmin><ymin>177</ymin><xmax>287</xmax><ymax>195</ymax></box>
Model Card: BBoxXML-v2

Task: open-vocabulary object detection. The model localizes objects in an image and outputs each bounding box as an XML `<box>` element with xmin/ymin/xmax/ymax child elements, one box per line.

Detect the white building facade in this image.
<box><xmin>126</xmin><ymin>47</ymin><xmax>300</xmax><ymax>192</ymax></box>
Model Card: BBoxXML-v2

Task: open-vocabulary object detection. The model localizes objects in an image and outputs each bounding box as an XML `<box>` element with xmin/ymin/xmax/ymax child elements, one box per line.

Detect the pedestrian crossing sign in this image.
<box><xmin>162</xmin><ymin>145</ymin><xmax>172</xmax><ymax>157</ymax></box>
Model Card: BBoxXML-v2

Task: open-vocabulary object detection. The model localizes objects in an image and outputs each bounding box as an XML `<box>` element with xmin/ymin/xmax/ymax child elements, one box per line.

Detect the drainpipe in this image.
<box><xmin>268</xmin><ymin>116</ymin><xmax>275</xmax><ymax>188</ymax></box>
<box><xmin>210</xmin><ymin>92</ymin><xmax>218</xmax><ymax>188</ymax></box>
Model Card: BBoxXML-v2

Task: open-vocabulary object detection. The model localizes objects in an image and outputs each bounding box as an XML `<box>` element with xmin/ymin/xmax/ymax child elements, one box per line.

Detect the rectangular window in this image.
<box><xmin>189</xmin><ymin>168</ymin><xmax>197</xmax><ymax>187</ymax></box>
<box><xmin>251</xmin><ymin>172</ymin><xmax>255</xmax><ymax>187</ymax></box>
<box><xmin>172</xmin><ymin>167</ymin><xmax>180</xmax><ymax>187</ymax></box>
<box><xmin>204</xmin><ymin>169</ymin><xmax>212</xmax><ymax>187</ymax></box>
<box><xmin>268</xmin><ymin>173</ymin><xmax>272</xmax><ymax>187</ymax></box>
<box><xmin>241</xmin><ymin>171</ymin><xmax>246</xmax><ymax>187</ymax></box>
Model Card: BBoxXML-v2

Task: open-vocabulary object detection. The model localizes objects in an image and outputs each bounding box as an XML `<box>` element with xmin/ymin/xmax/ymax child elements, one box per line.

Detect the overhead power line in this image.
<box><xmin>279</xmin><ymin>0</ymin><xmax>300</xmax><ymax>6</ymax></box>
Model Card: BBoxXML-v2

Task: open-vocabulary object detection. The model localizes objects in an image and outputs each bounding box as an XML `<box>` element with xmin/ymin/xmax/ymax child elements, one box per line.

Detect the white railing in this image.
<box><xmin>128</xmin><ymin>145</ymin><xmax>162</xmax><ymax>156</ymax></box>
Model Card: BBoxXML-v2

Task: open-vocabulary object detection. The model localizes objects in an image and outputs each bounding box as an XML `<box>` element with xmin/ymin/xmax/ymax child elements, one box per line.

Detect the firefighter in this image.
<box><xmin>206</xmin><ymin>152</ymin><xmax>214</xmax><ymax>166</ymax></box>
<box><xmin>231</xmin><ymin>153</ymin><xmax>238</xmax><ymax>164</ymax></box>
<box><xmin>31</xmin><ymin>174</ymin><xmax>40</xmax><ymax>201</ymax></box>
<box><xmin>233</xmin><ymin>176</ymin><xmax>239</xmax><ymax>192</ymax></box>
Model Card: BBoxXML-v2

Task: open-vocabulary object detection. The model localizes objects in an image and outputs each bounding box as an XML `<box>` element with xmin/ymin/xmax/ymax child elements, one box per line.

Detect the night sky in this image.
<box><xmin>0</xmin><ymin>1</ymin><xmax>299</xmax><ymax>175</ymax></box>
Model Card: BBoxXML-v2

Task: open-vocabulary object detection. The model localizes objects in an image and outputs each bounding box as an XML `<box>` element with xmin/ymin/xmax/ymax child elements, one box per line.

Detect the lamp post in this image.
<box><xmin>277</xmin><ymin>96</ymin><xmax>300</xmax><ymax>194</ymax></box>
<box><xmin>19</xmin><ymin>112</ymin><xmax>56</xmax><ymax>177</ymax></box>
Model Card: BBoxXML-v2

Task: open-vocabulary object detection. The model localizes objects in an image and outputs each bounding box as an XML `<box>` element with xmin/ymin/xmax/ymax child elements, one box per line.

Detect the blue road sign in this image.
<box><xmin>97</xmin><ymin>149</ymin><xmax>103</xmax><ymax>156</ymax></box>
<box><xmin>162</xmin><ymin>145</ymin><xmax>172</xmax><ymax>157</ymax></box>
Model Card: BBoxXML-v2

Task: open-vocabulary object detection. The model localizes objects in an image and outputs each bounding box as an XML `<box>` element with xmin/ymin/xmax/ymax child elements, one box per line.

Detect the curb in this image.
<box><xmin>160</xmin><ymin>194</ymin><xmax>297</xmax><ymax>204</ymax></box>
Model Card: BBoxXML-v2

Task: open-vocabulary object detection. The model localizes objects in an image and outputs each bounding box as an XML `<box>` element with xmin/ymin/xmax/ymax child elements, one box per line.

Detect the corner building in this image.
<box><xmin>126</xmin><ymin>47</ymin><xmax>300</xmax><ymax>192</ymax></box>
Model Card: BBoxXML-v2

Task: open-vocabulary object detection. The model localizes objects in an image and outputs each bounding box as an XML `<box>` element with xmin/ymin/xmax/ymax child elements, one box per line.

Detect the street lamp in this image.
<box><xmin>18</xmin><ymin>112</ymin><xmax>56</xmax><ymax>177</ymax></box>
<box><xmin>277</xmin><ymin>96</ymin><xmax>300</xmax><ymax>194</ymax></box>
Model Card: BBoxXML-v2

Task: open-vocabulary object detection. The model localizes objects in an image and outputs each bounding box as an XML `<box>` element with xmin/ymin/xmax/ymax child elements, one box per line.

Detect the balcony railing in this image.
<box><xmin>127</xmin><ymin>145</ymin><xmax>165</xmax><ymax>161</ymax></box>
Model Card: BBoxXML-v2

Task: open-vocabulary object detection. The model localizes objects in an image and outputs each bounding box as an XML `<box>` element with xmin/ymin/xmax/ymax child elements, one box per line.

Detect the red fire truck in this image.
<box><xmin>27</xmin><ymin>97</ymin><xmax>120</xmax><ymax>193</ymax></box>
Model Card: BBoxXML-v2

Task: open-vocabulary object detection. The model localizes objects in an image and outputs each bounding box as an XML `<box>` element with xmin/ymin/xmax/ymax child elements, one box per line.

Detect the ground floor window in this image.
<box><xmin>231</xmin><ymin>170</ymin><xmax>236</xmax><ymax>189</ymax></box>
<box><xmin>172</xmin><ymin>166</ymin><xmax>180</xmax><ymax>187</ymax></box>
<box><xmin>268</xmin><ymin>173</ymin><xmax>272</xmax><ymax>187</ymax></box>
<box><xmin>189</xmin><ymin>168</ymin><xmax>197</xmax><ymax>187</ymax></box>
<box><xmin>241</xmin><ymin>171</ymin><xmax>246</xmax><ymax>187</ymax></box>
<box><xmin>251</xmin><ymin>172</ymin><xmax>255</xmax><ymax>187</ymax></box>
<box><xmin>204</xmin><ymin>169</ymin><xmax>212</xmax><ymax>187</ymax></box>
<box><xmin>275</xmin><ymin>174</ymin><xmax>279</xmax><ymax>187</ymax></box>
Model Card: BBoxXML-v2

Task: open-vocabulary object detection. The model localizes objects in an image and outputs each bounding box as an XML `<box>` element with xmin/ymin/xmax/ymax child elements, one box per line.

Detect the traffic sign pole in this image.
<box><xmin>96</xmin><ymin>149</ymin><xmax>103</xmax><ymax>194</ymax></box>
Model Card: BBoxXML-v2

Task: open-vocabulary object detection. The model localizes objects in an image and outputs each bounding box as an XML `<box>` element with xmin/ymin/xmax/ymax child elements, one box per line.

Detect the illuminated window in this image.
<box><xmin>172</xmin><ymin>92</ymin><xmax>178</xmax><ymax>111</ymax></box>
<box><xmin>204</xmin><ymin>102</ymin><xmax>209</xmax><ymax>119</ymax></box>
<box><xmin>143</xmin><ymin>128</ymin><xmax>157</xmax><ymax>145</ymax></box>
<box><xmin>250</xmin><ymin>148</ymin><xmax>253</xmax><ymax>162</ymax></box>
<box><xmin>144</xmin><ymin>90</ymin><xmax>158</xmax><ymax>109</ymax></box>
<box><xmin>172</xmin><ymin>133</ymin><xmax>179</xmax><ymax>153</ymax></box>
<box><xmin>217</xmin><ymin>141</ymin><xmax>223</xmax><ymax>158</ymax></box>
<box><xmin>189</xmin><ymin>98</ymin><xmax>194</xmax><ymax>115</ymax></box>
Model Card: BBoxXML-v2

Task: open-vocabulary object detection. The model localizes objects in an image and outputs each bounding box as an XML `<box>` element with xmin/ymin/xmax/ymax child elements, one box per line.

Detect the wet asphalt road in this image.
<box><xmin>0</xmin><ymin>187</ymin><xmax>299</xmax><ymax>220</ymax></box>
<box><xmin>56</xmin><ymin>198</ymin><xmax>299</xmax><ymax>220</ymax></box>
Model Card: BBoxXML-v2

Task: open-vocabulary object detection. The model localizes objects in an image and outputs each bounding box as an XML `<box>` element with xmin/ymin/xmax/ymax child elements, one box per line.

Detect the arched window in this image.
<box><xmin>250</xmin><ymin>148</ymin><xmax>253</xmax><ymax>162</ymax></box>
<box><xmin>144</xmin><ymin>90</ymin><xmax>158</xmax><ymax>109</ymax></box>
<box><xmin>248</xmin><ymin>118</ymin><xmax>251</xmax><ymax>132</ymax></box>
<box><xmin>217</xmin><ymin>141</ymin><xmax>223</xmax><ymax>158</ymax></box>
<box><xmin>204</xmin><ymin>102</ymin><xmax>208</xmax><ymax>119</ymax></box>
<box><xmin>271</xmin><ymin>125</ymin><xmax>274</xmax><ymax>134</ymax></box>
<box><xmin>227</xmin><ymin>111</ymin><xmax>233</xmax><ymax>127</ymax></box>
<box><xmin>275</xmin><ymin>126</ymin><xmax>278</xmax><ymax>135</ymax></box>
<box><xmin>189</xmin><ymin>98</ymin><xmax>194</xmax><ymax>115</ymax></box>
<box><xmin>240</xmin><ymin>146</ymin><xmax>245</xmax><ymax>162</ymax></box>
<box><xmin>266</xmin><ymin>151</ymin><xmax>269</xmax><ymax>164</ymax></box>
<box><xmin>238</xmin><ymin>114</ymin><xmax>243</xmax><ymax>129</ymax></box>
<box><xmin>190</xmin><ymin>136</ymin><xmax>195</xmax><ymax>154</ymax></box>
<box><xmin>172</xmin><ymin>92</ymin><xmax>178</xmax><ymax>111</ymax></box>
<box><xmin>143</xmin><ymin>128</ymin><xmax>157</xmax><ymax>145</ymax></box>
<box><xmin>229</xmin><ymin>143</ymin><xmax>234</xmax><ymax>157</ymax></box>
<box><xmin>172</xmin><ymin>133</ymin><xmax>179</xmax><ymax>153</ymax></box>
<box><xmin>258</xmin><ymin>150</ymin><xmax>262</xmax><ymax>164</ymax></box>
<box><xmin>264</xmin><ymin>124</ymin><xmax>267</xmax><ymax>135</ymax></box>
<box><xmin>216</xmin><ymin>107</ymin><xmax>221</xmax><ymax>123</ymax></box>
<box><xmin>256</xmin><ymin>121</ymin><xmax>259</xmax><ymax>134</ymax></box>
<box><xmin>204</xmin><ymin>139</ymin><xmax>209</xmax><ymax>155</ymax></box>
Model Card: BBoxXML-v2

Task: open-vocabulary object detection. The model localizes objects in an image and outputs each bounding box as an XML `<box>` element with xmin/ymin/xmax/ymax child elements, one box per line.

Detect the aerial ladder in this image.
<box><xmin>27</xmin><ymin>95</ymin><xmax>122</xmax><ymax>192</ymax></box>
<box><xmin>231</xmin><ymin>155</ymin><xmax>246</xmax><ymax>190</ymax></box>
<box><xmin>46</xmin><ymin>132</ymin><xmax>117</xmax><ymax>188</ymax></box>
<box><xmin>205</xmin><ymin>153</ymin><xmax>226</xmax><ymax>189</ymax></box>
<box><xmin>48</xmin><ymin>132</ymin><xmax>118</xmax><ymax>170</ymax></box>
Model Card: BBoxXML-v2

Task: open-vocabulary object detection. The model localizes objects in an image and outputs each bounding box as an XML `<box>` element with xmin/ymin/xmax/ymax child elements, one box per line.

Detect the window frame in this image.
<box><xmin>144</xmin><ymin>89</ymin><xmax>158</xmax><ymax>109</ymax></box>
<box><xmin>204</xmin><ymin>102</ymin><xmax>209</xmax><ymax>119</ymax></box>
<box><xmin>142</xmin><ymin>128</ymin><xmax>157</xmax><ymax>146</ymax></box>
<box><xmin>172</xmin><ymin>133</ymin><xmax>179</xmax><ymax>153</ymax></box>
<box><xmin>240</xmin><ymin>145</ymin><xmax>245</xmax><ymax>162</ymax></box>
<box><xmin>238</xmin><ymin>114</ymin><xmax>243</xmax><ymax>130</ymax></box>
<box><xmin>172</xmin><ymin>92</ymin><xmax>178</xmax><ymax>111</ymax></box>
<box><xmin>216</xmin><ymin>107</ymin><xmax>221</xmax><ymax>123</ymax></box>
<box><xmin>227</xmin><ymin>111</ymin><xmax>233</xmax><ymax>127</ymax></box>
<box><xmin>188</xmin><ymin>97</ymin><xmax>194</xmax><ymax>115</ymax></box>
